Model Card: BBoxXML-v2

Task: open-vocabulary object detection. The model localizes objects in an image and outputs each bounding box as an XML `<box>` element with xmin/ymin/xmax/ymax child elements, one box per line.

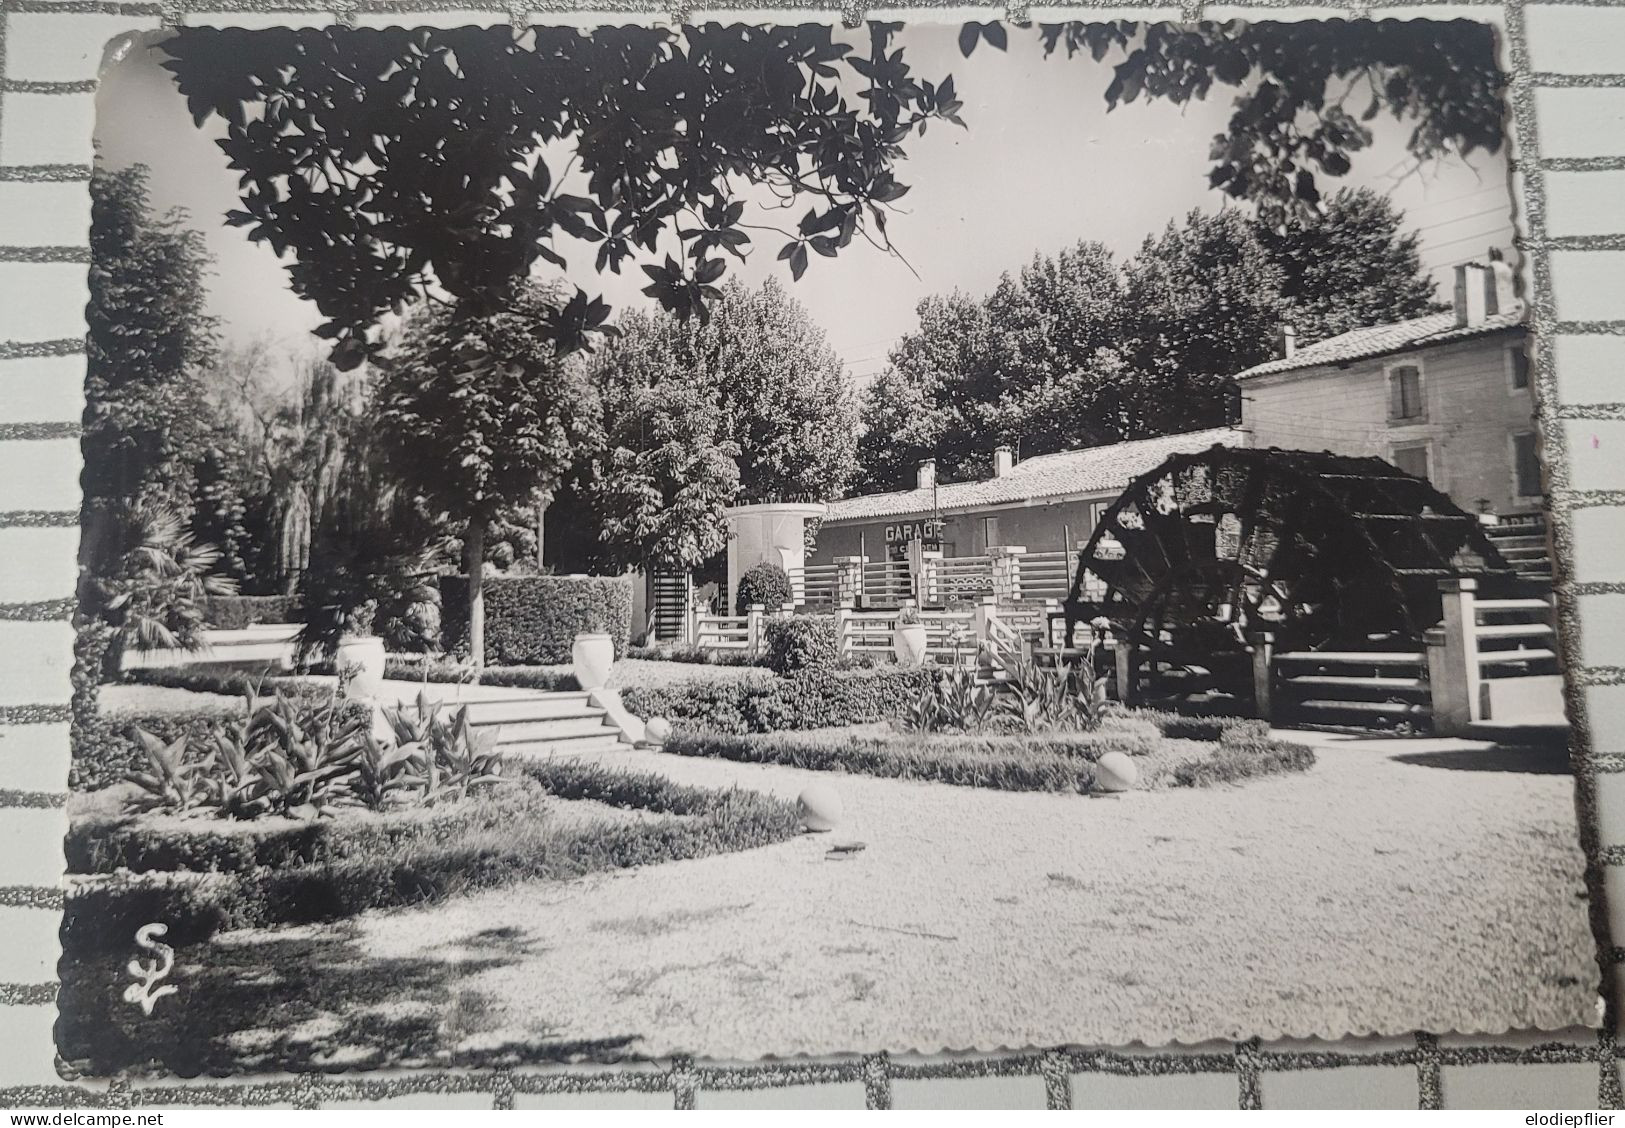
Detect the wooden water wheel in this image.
<box><xmin>1064</xmin><ymin>445</ymin><xmax>1523</xmax><ymax>702</ymax></box>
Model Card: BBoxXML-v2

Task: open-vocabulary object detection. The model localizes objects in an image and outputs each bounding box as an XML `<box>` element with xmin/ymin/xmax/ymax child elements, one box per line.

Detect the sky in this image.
<box><xmin>93</xmin><ymin>21</ymin><xmax>1519</xmax><ymax>388</ymax></box>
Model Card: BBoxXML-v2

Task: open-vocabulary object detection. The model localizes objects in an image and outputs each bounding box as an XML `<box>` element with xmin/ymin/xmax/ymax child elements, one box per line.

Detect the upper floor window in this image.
<box><xmin>1509</xmin><ymin>345</ymin><xmax>1531</xmax><ymax>391</ymax></box>
<box><xmin>1388</xmin><ymin>364</ymin><xmax>1425</xmax><ymax>422</ymax></box>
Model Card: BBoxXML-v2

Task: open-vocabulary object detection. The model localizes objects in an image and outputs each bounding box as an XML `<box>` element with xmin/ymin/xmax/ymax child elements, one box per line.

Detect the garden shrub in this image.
<box><xmin>63</xmin><ymin>761</ymin><xmax>799</xmax><ymax>956</ymax></box>
<box><xmin>201</xmin><ymin>595</ymin><xmax>298</xmax><ymax>630</ymax></box>
<box><xmin>733</xmin><ymin>561</ymin><xmax>793</xmax><ymax>614</ymax></box>
<box><xmin>439</xmin><ymin>574</ymin><xmax>633</xmax><ymax>665</ymax></box>
<box><xmin>761</xmin><ymin>615</ymin><xmax>839</xmax><ymax>675</ymax></box>
<box><xmin>661</xmin><ymin>728</ymin><xmax>1155</xmax><ymax>791</ymax></box>
<box><xmin>622</xmin><ymin>667</ymin><xmax>935</xmax><ymax>734</ymax></box>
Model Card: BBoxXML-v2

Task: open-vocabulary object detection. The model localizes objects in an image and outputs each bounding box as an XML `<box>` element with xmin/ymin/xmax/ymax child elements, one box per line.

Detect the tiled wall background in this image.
<box><xmin>3</xmin><ymin>0</ymin><xmax>1624</xmax><ymax>1109</ymax></box>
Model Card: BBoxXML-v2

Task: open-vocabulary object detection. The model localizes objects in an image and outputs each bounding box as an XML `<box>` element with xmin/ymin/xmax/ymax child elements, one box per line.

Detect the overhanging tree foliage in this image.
<box><xmin>159</xmin><ymin>19</ymin><xmax>1503</xmax><ymax>371</ymax></box>
<box><xmin>160</xmin><ymin>22</ymin><xmax>962</xmax><ymax>369</ymax></box>
<box><xmin>1033</xmin><ymin>19</ymin><xmax>1505</xmax><ymax>227</ymax></box>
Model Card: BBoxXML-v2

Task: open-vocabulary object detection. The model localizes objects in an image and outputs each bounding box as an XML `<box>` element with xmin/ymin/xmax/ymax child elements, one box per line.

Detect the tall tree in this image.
<box><xmin>571</xmin><ymin>278</ymin><xmax>857</xmax><ymax>572</ymax></box>
<box><xmin>374</xmin><ymin>285</ymin><xmax>597</xmax><ymax>665</ymax></box>
<box><xmin>82</xmin><ymin>164</ymin><xmax>219</xmax><ymax>582</ymax></box>
<box><xmin>1260</xmin><ymin>187</ymin><xmax>1446</xmax><ymax>345</ymax></box>
<box><xmin>856</xmin><ymin>195</ymin><xmax>1445</xmax><ymax>489</ymax></box>
<box><xmin>1118</xmin><ymin>208</ymin><xmax>1284</xmax><ymax>435</ymax></box>
<box><xmin>587</xmin><ymin>380</ymin><xmax>741</xmax><ymax>575</ymax></box>
<box><xmin>855</xmin><ymin>242</ymin><xmax>1135</xmax><ymax>491</ymax></box>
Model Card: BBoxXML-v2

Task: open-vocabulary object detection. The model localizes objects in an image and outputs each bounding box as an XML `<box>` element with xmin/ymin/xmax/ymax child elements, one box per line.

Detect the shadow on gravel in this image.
<box><xmin>57</xmin><ymin>921</ymin><xmax>638</xmax><ymax>1077</ymax></box>
<box><xmin>1389</xmin><ymin>744</ymin><xmax>1570</xmax><ymax>775</ymax></box>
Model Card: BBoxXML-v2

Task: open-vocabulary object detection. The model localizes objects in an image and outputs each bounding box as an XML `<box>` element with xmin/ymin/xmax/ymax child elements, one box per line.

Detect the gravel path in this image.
<box><xmin>348</xmin><ymin>731</ymin><xmax>1598</xmax><ymax>1056</ymax></box>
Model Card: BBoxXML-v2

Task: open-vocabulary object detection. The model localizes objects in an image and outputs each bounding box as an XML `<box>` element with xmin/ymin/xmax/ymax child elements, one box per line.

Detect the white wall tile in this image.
<box><xmin>3</xmin><ymin>14</ymin><xmax>162</xmax><ymax>84</ymax></box>
<box><xmin>0</xmin><ymin>93</ymin><xmax>96</xmax><ymax>167</ymax></box>
<box><xmin>0</xmin><ymin>722</ymin><xmax>68</xmax><ymax>795</ymax></box>
<box><xmin>0</xmin><ymin>181</ymin><xmax>92</xmax><ymax>248</ymax></box>
<box><xmin>0</xmin><ymin>439</ymin><xmax>81</xmax><ymax>513</ymax></box>
<box><xmin>0</xmin><ymin>526</ymin><xmax>79</xmax><ymax>603</ymax></box>
<box><xmin>1535</xmin><ymin>89</ymin><xmax>1625</xmax><ymax>159</ymax></box>
<box><xmin>0</xmin><ymin>263</ymin><xmax>88</xmax><ymax>344</ymax></box>
<box><xmin>0</xmin><ymin>621</ymin><xmax>73</xmax><ymax>706</ymax></box>
<box><xmin>1527</xmin><ymin>6</ymin><xmax>1625</xmax><ymax>75</ymax></box>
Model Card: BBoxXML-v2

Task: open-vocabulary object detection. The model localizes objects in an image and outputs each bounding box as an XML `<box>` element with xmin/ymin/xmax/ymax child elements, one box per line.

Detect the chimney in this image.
<box><xmin>993</xmin><ymin>445</ymin><xmax>1015</xmax><ymax>478</ymax></box>
<box><xmin>1276</xmin><ymin>322</ymin><xmax>1296</xmax><ymax>360</ymax></box>
<box><xmin>1454</xmin><ymin>263</ymin><xmax>1490</xmax><ymax>328</ymax></box>
<box><xmin>916</xmin><ymin>458</ymin><xmax>936</xmax><ymax>491</ymax></box>
<box><xmin>1486</xmin><ymin>254</ymin><xmax>1518</xmax><ymax>317</ymax></box>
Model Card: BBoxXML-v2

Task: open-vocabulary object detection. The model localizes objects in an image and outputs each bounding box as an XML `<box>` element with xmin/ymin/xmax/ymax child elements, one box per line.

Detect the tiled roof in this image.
<box><xmin>825</xmin><ymin>427</ymin><xmax>1246</xmax><ymax>523</ymax></box>
<box><xmin>1235</xmin><ymin>309</ymin><xmax>1526</xmax><ymax>381</ymax></box>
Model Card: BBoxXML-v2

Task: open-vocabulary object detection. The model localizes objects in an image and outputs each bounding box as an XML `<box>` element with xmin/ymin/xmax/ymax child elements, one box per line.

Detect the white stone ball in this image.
<box><xmin>797</xmin><ymin>783</ymin><xmax>843</xmax><ymax>832</ymax></box>
<box><xmin>644</xmin><ymin>716</ymin><xmax>673</xmax><ymax>746</ymax></box>
<box><xmin>1095</xmin><ymin>751</ymin><xmax>1139</xmax><ymax>793</ymax></box>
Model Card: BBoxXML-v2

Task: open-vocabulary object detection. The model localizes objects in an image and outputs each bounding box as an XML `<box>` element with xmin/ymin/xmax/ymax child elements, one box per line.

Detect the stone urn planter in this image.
<box><xmin>572</xmin><ymin>632</ymin><xmax>615</xmax><ymax>691</ymax></box>
<box><xmin>336</xmin><ymin>635</ymin><xmax>386</xmax><ymax>699</ymax></box>
<box><xmin>892</xmin><ymin>608</ymin><xmax>928</xmax><ymax>668</ymax></box>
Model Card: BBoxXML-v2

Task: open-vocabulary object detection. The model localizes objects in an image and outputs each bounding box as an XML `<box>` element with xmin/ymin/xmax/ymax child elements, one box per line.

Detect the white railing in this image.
<box><xmin>694</xmin><ymin>613</ymin><xmax>752</xmax><ymax>652</ymax></box>
<box><xmin>931</xmin><ymin>555</ymin><xmax>994</xmax><ymax>601</ymax></box>
<box><xmin>1017</xmin><ymin>551</ymin><xmax>1074</xmax><ymax>601</ymax></box>
<box><xmin>799</xmin><ymin>564</ymin><xmax>839</xmax><ymax>608</ymax></box>
<box><xmin>861</xmin><ymin>559</ymin><xmax>913</xmax><ymax>605</ymax></box>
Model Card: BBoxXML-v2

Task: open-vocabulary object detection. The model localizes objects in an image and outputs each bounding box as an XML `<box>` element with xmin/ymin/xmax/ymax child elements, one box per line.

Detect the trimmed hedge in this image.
<box><xmin>762</xmin><ymin>615</ymin><xmax>839</xmax><ymax>676</ymax></box>
<box><xmin>626</xmin><ymin>641</ymin><xmax>763</xmax><ymax>667</ymax></box>
<box><xmin>664</xmin><ymin>717</ymin><xmax>1316</xmax><ymax>793</ymax></box>
<box><xmin>734</xmin><ymin>561</ymin><xmax>793</xmax><ymax>615</ymax></box>
<box><xmin>439</xmin><ymin>574</ymin><xmax>633</xmax><ymax>665</ymax></box>
<box><xmin>663</xmin><ymin>728</ymin><xmax>1156</xmax><ymax>791</ymax></box>
<box><xmin>1169</xmin><ymin>734</ymin><xmax>1317</xmax><ymax>787</ymax></box>
<box><xmin>1135</xmin><ymin>710</ymin><xmax>1271</xmax><ymax>744</ymax></box>
<box><xmin>202</xmin><ymin>595</ymin><xmax>298</xmax><ymax>630</ymax></box>
<box><xmin>382</xmin><ymin>655</ymin><xmax>580</xmax><ymax>691</ymax></box>
<box><xmin>72</xmin><ymin>692</ymin><xmax>375</xmax><ymax>792</ymax></box>
<box><xmin>622</xmin><ymin>667</ymin><xmax>935</xmax><ymax>734</ymax></box>
<box><xmin>121</xmin><ymin>668</ymin><xmax>311</xmax><ymax>697</ymax></box>
<box><xmin>63</xmin><ymin>760</ymin><xmax>799</xmax><ymax>956</ymax></box>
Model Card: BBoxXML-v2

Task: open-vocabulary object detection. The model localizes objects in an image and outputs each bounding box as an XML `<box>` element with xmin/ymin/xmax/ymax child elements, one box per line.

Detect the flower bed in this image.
<box><xmin>73</xmin><ymin>689</ymin><xmax>375</xmax><ymax>792</ymax></box>
<box><xmin>63</xmin><ymin>758</ymin><xmax>799</xmax><ymax>958</ymax></box>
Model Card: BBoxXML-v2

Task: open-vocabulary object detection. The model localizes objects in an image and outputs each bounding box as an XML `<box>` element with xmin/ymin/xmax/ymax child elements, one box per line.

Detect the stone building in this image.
<box><xmin>1235</xmin><ymin>261</ymin><xmax>1535</xmax><ymax>518</ymax></box>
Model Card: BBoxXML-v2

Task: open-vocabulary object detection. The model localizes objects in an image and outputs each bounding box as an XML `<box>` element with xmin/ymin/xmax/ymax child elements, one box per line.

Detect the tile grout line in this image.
<box><xmin>1416</xmin><ymin>1032</ymin><xmax>1443</xmax><ymax>1109</ymax></box>
<box><xmin>1235</xmin><ymin>1039</ymin><xmax>1263</xmax><ymax>1110</ymax></box>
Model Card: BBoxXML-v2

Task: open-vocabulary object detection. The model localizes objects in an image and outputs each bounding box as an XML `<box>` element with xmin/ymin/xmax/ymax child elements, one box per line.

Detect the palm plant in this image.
<box><xmin>99</xmin><ymin>503</ymin><xmax>238</xmax><ymax>666</ymax></box>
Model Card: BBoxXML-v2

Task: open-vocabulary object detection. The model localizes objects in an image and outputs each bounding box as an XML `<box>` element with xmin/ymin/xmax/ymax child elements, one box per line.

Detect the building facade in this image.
<box><xmin>807</xmin><ymin>426</ymin><xmax>1245</xmax><ymax>570</ymax></box>
<box><xmin>1235</xmin><ymin>262</ymin><xmax>1536</xmax><ymax>517</ymax></box>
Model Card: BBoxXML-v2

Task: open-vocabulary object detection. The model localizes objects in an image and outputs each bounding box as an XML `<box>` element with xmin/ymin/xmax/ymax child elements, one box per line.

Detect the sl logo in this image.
<box><xmin>122</xmin><ymin>922</ymin><xmax>178</xmax><ymax>1016</ymax></box>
